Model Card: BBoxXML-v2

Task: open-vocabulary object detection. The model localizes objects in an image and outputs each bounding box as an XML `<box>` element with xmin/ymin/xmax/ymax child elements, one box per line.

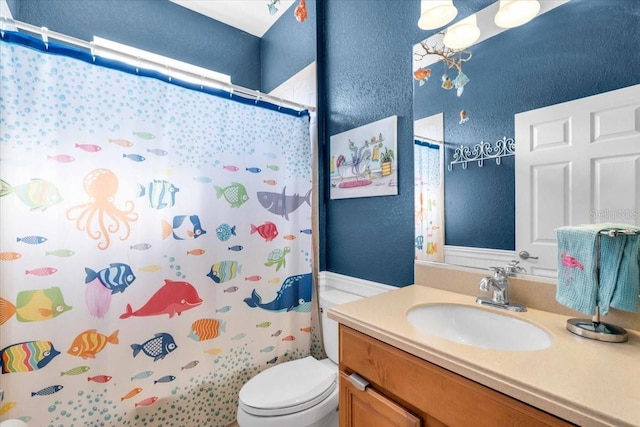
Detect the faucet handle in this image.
<box><xmin>504</xmin><ymin>260</ymin><xmax>526</xmax><ymax>275</ymax></box>
<box><xmin>488</xmin><ymin>266</ymin><xmax>506</xmax><ymax>277</ymax></box>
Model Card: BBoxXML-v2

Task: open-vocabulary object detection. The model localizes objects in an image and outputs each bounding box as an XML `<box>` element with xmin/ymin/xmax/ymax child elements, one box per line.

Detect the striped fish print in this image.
<box><xmin>137</xmin><ymin>180</ymin><xmax>179</xmax><ymax>209</ymax></box>
<box><xmin>66</xmin><ymin>329</ymin><xmax>119</xmax><ymax>359</ymax></box>
<box><xmin>85</xmin><ymin>263</ymin><xmax>136</xmax><ymax>294</ymax></box>
<box><xmin>188</xmin><ymin>318</ymin><xmax>226</xmax><ymax>341</ymax></box>
<box><xmin>206</xmin><ymin>260</ymin><xmax>242</xmax><ymax>284</ymax></box>
<box><xmin>0</xmin><ymin>340</ymin><xmax>61</xmax><ymax>373</ymax></box>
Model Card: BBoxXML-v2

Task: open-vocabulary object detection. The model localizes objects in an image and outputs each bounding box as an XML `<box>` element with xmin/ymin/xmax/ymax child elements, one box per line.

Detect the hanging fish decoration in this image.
<box><xmin>459</xmin><ymin>110</ymin><xmax>469</xmax><ymax>124</ymax></box>
<box><xmin>441</xmin><ymin>74</ymin><xmax>453</xmax><ymax>90</ymax></box>
<box><xmin>452</xmin><ymin>71</ymin><xmax>470</xmax><ymax>97</ymax></box>
<box><xmin>267</xmin><ymin>0</ymin><xmax>279</xmax><ymax>15</ymax></box>
<box><xmin>413</xmin><ymin>67</ymin><xmax>431</xmax><ymax>86</ymax></box>
<box><xmin>294</xmin><ymin>0</ymin><xmax>307</xmax><ymax>22</ymax></box>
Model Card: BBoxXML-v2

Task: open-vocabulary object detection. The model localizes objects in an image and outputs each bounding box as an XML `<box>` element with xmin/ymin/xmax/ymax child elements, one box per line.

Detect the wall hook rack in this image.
<box><xmin>448</xmin><ymin>136</ymin><xmax>515</xmax><ymax>171</ymax></box>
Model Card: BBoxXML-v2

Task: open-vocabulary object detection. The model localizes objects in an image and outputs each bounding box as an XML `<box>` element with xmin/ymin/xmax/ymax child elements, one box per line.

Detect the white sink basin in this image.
<box><xmin>406</xmin><ymin>304</ymin><xmax>552</xmax><ymax>351</ymax></box>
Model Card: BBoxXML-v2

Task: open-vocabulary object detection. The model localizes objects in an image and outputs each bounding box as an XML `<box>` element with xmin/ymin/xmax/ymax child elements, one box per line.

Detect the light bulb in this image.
<box><xmin>418</xmin><ymin>0</ymin><xmax>458</xmax><ymax>30</ymax></box>
<box><xmin>494</xmin><ymin>0</ymin><xmax>541</xmax><ymax>28</ymax></box>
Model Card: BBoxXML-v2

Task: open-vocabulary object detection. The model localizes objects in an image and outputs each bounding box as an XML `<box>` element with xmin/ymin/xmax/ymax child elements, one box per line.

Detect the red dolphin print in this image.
<box><xmin>119</xmin><ymin>279</ymin><xmax>202</xmax><ymax>319</ymax></box>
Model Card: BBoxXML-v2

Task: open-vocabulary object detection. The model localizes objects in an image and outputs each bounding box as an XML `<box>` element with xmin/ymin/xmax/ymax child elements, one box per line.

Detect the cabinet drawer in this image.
<box><xmin>339</xmin><ymin>325</ymin><xmax>574</xmax><ymax>427</ymax></box>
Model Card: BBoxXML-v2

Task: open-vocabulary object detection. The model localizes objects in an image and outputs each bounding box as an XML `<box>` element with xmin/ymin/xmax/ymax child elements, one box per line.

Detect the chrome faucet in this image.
<box><xmin>476</xmin><ymin>261</ymin><xmax>526</xmax><ymax>312</ymax></box>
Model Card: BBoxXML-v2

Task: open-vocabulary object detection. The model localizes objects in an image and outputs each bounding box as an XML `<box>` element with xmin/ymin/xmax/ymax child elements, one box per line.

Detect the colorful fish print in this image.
<box><xmin>250</xmin><ymin>221</ymin><xmax>279</xmax><ymax>242</ymax></box>
<box><xmin>85</xmin><ymin>278</ymin><xmax>112</xmax><ymax>318</ymax></box>
<box><xmin>61</xmin><ymin>366</ymin><xmax>90</xmax><ymax>376</ymax></box>
<box><xmin>426</xmin><ymin>241</ymin><xmax>438</xmax><ymax>255</ymax></box>
<box><xmin>207</xmin><ymin>260</ymin><xmax>242</xmax><ymax>284</ymax></box>
<box><xmin>244</xmin><ymin>273</ymin><xmax>313</xmax><ymax>313</ymax></box>
<box><xmin>0</xmin><ymin>340</ymin><xmax>60</xmax><ymax>373</ymax></box>
<box><xmin>47</xmin><ymin>154</ymin><xmax>75</xmax><ymax>163</ymax></box>
<box><xmin>88</xmin><ymin>375</ymin><xmax>112</xmax><ymax>383</ymax></box>
<box><xmin>216</xmin><ymin>223</ymin><xmax>236</xmax><ymax>242</ymax></box>
<box><xmin>120</xmin><ymin>279</ymin><xmax>202</xmax><ymax>319</ymax></box>
<box><xmin>25</xmin><ymin>267</ymin><xmax>57</xmax><ymax>276</ymax></box>
<box><xmin>0</xmin><ymin>179</ymin><xmax>62</xmax><ymax>211</ymax></box>
<box><xmin>67</xmin><ymin>329</ymin><xmax>119</xmax><ymax>359</ymax></box>
<box><xmin>121</xmin><ymin>387</ymin><xmax>143</xmax><ymax>402</ymax></box>
<box><xmin>223</xmin><ymin>165</ymin><xmax>239</xmax><ymax>172</ymax></box>
<box><xmin>188</xmin><ymin>318</ymin><xmax>226</xmax><ymax>342</ymax></box>
<box><xmin>264</xmin><ymin>180</ymin><xmax>277</xmax><ymax>186</ymax></box>
<box><xmin>0</xmin><ymin>287</ymin><xmax>72</xmax><ymax>325</ymax></box>
<box><xmin>147</xmin><ymin>148</ymin><xmax>168</xmax><ymax>156</ymax></box>
<box><xmin>154</xmin><ymin>375</ymin><xmax>176</xmax><ymax>384</ymax></box>
<box><xmin>109</xmin><ymin>138</ymin><xmax>133</xmax><ymax>147</ymax></box>
<box><xmin>282</xmin><ymin>335</ymin><xmax>296</xmax><ymax>341</ymax></box>
<box><xmin>266</xmin><ymin>165</ymin><xmax>279</xmax><ymax>171</ymax></box>
<box><xmin>228</xmin><ymin>245</ymin><xmax>243</xmax><ymax>251</ymax></box>
<box><xmin>256</xmin><ymin>321</ymin><xmax>271</xmax><ymax>328</ymax></box>
<box><xmin>271</xmin><ymin>330</ymin><xmax>283</xmax><ymax>337</ymax></box>
<box><xmin>0</xmin><ymin>251</ymin><xmax>21</xmax><ymax>260</ymax></box>
<box><xmin>187</xmin><ymin>249</ymin><xmax>206</xmax><ymax>256</ymax></box>
<box><xmin>257</xmin><ymin>187</ymin><xmax>311</xmax><ymax>220</ymax></box>
<box><xmin>45</xmin><ymin>249</ymin><xmax>75</xmax><ymax>257</ymax></box>
<box><xmin>300</xmin><ymin>326</ymin><xmax>312</xmax><ymax>333</ymax></box>
<box><xmin>133</xmin><ymin>132</ymin><xmax>156</xmax><ymax>140</ymax></box>
<box><xmin>85</xmin><ymin>263</ymin><xmax>136</xmax><ymax>294</ymax></box>
<box><xmin>139</xmin><ymin>264</ymin><xmax>161</xmax><ymax>273</ymax></box>
<box><xmin>131</xmin><ymin>332</ymin><xmax>177</xmax><ymax>361</ymax></box>
<box><xmin>283</xmin><ymin>234</ymin><xmax>296</xmax><ymax>240</ymax></box>
<box><xmin>203</xmin><ymin>348</ymin><xmax>222</xmax><ymax>356</ymax></box>
<box><xmin>75</xmin><ymin>143</ymin><xmax>102</xmax><ymax>152</ymax></box>
<box><xmin>215</xmin><ymin>182</ymin><xmax>249</xmax><ymax>208</ymax></box>
<box><xmin>0</xmin><ymin>402</ymin><xmax>16</xmax><ymax>416</ymax></box>
<box><xmin>415</xmin><ymin>235</ymin><xmax>424</xmax><ymax>250</ymax></box>
<box><xmin>137</xmin><ymin>180</ymin><xmax>179</xmax><ymax>209</ymax></box>
<box><xmin>260</xmin><ymin>346</ymin><xmax>275</xmax><ymax>353</ymax></box>
<box><xmin>245</xmin><ymin>276</ymin><xmax>261</xmax><ymax>282</ymax></box>
<box><xmin>131</xmin><ymin>371</ymin><xmax>154</xmax><ymax>381</ymax></box>
<box><xmin>216</xmin><ymin>305</ymin><xmax>231</xmax><ymax>313</ymax></box>
<box><xmin>135</xmin><ymin>396</ymin><xmax>158</xmax><ymax>408</ymax></box>
<box><xmin>181</xmin><ymin>360</ymin><xmax>199</xmax><ymax>370</ymax></box>
<box><xmin>246</xmin><ymin>167</ymin><xmax>261</xmax><ymax>173</ymax></box>
<box><xmin>131</xmin><ymin>243</ymin><xmax>152</xmax><ymax>250</ymax></box>
<box><xmin>224</xmin><ymin>286</ymin><xmax>239</xmax><ymax>293</ymax></box>
<box><xmin>193</xmin><ymin>176</ymin><xmax>212</xmax><ymax>183</ymax></box>
<box><xmin>266</xmin><ymin>356</ymin><xmax>278</xmax><ymax>364</ymax></box>
<box><xmin>123</xmin><ymin>153</ymin><xmax>146</xmax><ymax>162</ymax></box>
<box><xmin>300</xmin><ymin>229</ymin><xmax>312</xmax><ymax>235</ymax></box>
<box><xmin>31</xmin><ymin>385</ymin><xmax>63</xmax><ymax>397</ymax></box>
<box><xmin>161</xmin><ymin>215</ymin><xmax>207</xmax><ymax>240</ymax></box>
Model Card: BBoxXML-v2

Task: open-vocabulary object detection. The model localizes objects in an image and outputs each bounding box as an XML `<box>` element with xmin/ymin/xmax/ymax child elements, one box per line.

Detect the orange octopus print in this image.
<box><xmin>66</xmin><ymin>169</ymin><xmax>138</xmax><ymax>250</ymax></box>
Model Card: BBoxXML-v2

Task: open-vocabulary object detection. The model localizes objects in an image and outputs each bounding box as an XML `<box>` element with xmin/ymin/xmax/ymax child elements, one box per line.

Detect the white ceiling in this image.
<box><xmin>170</xmin><ymin>0</ymin><xmax>296</xmax><ymax>37</ymax></box>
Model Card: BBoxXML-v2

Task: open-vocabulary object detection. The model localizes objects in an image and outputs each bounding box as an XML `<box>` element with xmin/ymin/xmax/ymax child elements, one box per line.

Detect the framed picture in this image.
<box><xmin>329</xmin><ymin>115</ymin><xmax>398</xmax><ymax>199</ymax></box>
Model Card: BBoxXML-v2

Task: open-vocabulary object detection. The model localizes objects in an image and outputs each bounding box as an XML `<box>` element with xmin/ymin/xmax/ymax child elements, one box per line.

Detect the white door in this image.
<box><xmin>515</xmin><ymin>84</ymin><xmax>640</xmax><ymax>276</ymax></box>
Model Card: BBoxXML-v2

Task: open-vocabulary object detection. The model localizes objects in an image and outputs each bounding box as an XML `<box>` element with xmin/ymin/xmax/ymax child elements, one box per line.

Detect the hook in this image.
<box><xmin>41</xmin><ymin>26</ymin><xmax>49</xmax><ymax>49</ymax></box>
<box><xmin>254</xmin><ymin>90</ymin><xmax>261</xmax><ymax>105</ymax></box>
<box><xmin>0</xmin><ymin>16</ymin><xmax>8</xmax><ymax>38</ymax></box>
<box><xmin>199</xmin><ymin>75</ymin><xmax>205</xmax><ymax>90</ymax></box>
<box><xmin>135</xmin><ymin>56</ymin><xmax>140</xmax><ymax>73</ymax></box>
<box><xmin>166</xmin><ymin>64</ymin><xmax>171</xmax><ymax>82</ymax></box>
<box><xmin>89</xmin><ymin>41</ymin><xmax>96</xmax><ymax>62</ymax></box>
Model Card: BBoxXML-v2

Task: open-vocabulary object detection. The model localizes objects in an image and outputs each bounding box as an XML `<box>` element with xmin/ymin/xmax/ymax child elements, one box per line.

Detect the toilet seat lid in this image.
<box><xmin>239</xmin><ymin>356</ymin><xmax>336</xmax><ymax>415</ymax></box>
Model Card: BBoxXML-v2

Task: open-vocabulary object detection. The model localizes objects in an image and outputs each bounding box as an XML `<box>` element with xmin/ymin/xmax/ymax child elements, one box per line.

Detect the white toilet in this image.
<box><xmin>236</xmin><ymin>288</ymin><xmax>363</xmax><ymax>427</ymax></box>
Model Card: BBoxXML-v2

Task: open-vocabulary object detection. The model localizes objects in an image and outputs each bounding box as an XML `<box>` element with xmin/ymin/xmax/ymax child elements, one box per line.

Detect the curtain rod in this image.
<box><xmin>0</xmin><ymin>16</ymin><xmax>316</xmax><ymax>113</ymax></box>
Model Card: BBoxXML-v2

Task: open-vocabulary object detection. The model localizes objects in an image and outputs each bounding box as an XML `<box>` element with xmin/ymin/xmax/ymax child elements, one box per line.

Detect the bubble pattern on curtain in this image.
<box><xmin>0</xmin><ymin>36</ymin><xmax>312</xmax><ymax>427</ymax></box>
<box><xmin>414</xmin><ymin>140</ymin><xmax>444</xmax><ymax>262</ymax></box>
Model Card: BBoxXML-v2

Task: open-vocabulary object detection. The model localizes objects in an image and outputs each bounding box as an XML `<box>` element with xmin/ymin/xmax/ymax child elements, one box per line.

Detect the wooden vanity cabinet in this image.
<box><xmin>338</xmin><ymin>325</ymin><xmax>575</xmax><ymax>427</ymax></box>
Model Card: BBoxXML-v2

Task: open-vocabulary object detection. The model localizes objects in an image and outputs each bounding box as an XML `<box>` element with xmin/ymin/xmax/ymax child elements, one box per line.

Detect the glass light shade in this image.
<box><xmin>418</xmin><ymin>0</ymin><xmax>458</xmax><ymax>30</ymax></box>
<box><xmin>443</xmin><ymin>14</ymin><xmax>481</xmax><ymax>50</ymax></box>
<box><xmin>494</xmin><ymin>0</ymin><xmax>541</xmax><ymax>28</ymax></box>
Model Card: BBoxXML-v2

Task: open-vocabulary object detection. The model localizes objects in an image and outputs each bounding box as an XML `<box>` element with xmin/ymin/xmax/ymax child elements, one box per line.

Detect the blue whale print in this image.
<box><xmin>243</xmin><ymin>273</ymin><xmax>312</xmax><ymax>312</ymax></box>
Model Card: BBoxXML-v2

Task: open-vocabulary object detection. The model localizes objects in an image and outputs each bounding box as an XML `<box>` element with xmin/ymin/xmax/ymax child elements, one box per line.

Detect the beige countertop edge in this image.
<box><xmin>328</xmin><ymin>285</ymin><xmax>640</xmax><ymax>427</ymax></box>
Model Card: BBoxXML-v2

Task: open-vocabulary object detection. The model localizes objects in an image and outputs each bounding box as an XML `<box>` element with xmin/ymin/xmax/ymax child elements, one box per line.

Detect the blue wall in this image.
<box><xmin>414</xmin><ymin>0</ymin><xmax>640</xmax><ymax>250</ymax></box>
<box><xmin>319</xmin><ymin>0</ymin><xmax>640</xmax><ymax>286</ymax></box>
<box><xmin>10</xmin><ymin>0</ymin><xmax>262</xmax><ymax>89</ymax></box>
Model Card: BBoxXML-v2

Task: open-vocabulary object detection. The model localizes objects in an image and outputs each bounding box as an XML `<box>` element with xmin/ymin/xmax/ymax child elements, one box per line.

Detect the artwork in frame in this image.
<box><xmin>329</xmin><ymin>115</ymin><xmax>398</xmax><ymax>199</ymax></box>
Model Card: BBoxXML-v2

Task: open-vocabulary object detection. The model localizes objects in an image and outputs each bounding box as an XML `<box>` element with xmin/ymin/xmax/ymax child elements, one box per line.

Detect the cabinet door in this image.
<box><xmin>340</xmin><ymin>371</ymin><xmax>421</xmax><ymax>427</ymax></box>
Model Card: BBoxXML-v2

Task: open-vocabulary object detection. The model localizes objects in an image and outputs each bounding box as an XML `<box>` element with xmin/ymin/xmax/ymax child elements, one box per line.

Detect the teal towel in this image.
<box><xmin>556</xmin><ymin>223</ymin><xmax>640</xmax><ymax>315</ymax></box>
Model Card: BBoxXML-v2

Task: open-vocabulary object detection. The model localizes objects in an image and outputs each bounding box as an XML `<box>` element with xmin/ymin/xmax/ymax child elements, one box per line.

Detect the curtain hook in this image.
<box><xmin>135</xmin><ymin>56</ymin><xmax>140</xmax><ymax>73</ymax></box>
<box><xmin>166</xmin><ymin>64</ymin><xmax>171</xmax><ymax>82</ymax></box>
<box><xmin>41</xmin><ymin>26</ymin><xmax>49</xmax><ymax>49</ymax></box>
<box><xmin>229</xmin><ymin>85</ymin><xmax>234</xmax><ymax>99</ymax></box>
<box><xmin>255</xmin><ymin>90</ymin><xmax>261</xmax><ymax>105</ymax></box>
<box><xmin>89</xmin><ymin>41</ymin><xmax>96</xmax><ymax>62</ymax></box>
<box><xmin>199</xmin><ymin>75</ymin><xmax>205</xmax><ymax>90</ymax></box>
<box><xmin>0</xmin><ymin>16</ymin><xmax>8</xmax><ymax>38</ymax></box>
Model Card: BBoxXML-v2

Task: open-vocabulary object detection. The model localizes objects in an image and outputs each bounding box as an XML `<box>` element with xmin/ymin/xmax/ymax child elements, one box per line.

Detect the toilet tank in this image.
<box><xmin>320</xmin><ymin>289</ymin><xmax>363</xmax><ymax>363</ymax></box>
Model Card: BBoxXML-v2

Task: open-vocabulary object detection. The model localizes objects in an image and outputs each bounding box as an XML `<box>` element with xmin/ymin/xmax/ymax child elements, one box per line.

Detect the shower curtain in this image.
<box><xmin>0</xmin><ymin>32</ymin><xmax>313</xmax><ymax>427</ymax></box>
<box><xmin>414</xmin><ymin>139</ymin><xmax>444</xmax><ymax>262</ymax></box>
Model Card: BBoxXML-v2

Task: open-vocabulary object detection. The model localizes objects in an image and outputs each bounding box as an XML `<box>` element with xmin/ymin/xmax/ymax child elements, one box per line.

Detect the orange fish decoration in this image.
<box><xmin>245</xmin><ymin>275</ymin><xmax>262</xmax><ymax>282</ymax></box>
<box><xmin>187</xmin><ymin>249</ymin><xmax>206</xmax><ymax>256</ymax></box>
<box><xmin>263</xmin><ymin>180</ymin><xmax>277</xmax><ymax>186</ymax></box>
<box><xmin>135</xmin><ymin>396</ymin><xmax>158</xmax><ymax>408</ymax></box>
<box><xmin>188</xmin><ymin>318</ymin><xmax>226</xmax><ymax>342</ymax></box>
<box><xmin>0</xmin><ymin>252</ymin><xmax>21</xmax><ymax>261</ymax></box>
<box><xmin>459</xmin><ymin>110</ymin><xmax>469</xmax><ymax>124</ymax></box>
<box><xmin>294</xmin><ymin>0</ymin><xmax>307</xmax><ymax>22</ymax></box>
<box><xmin>282</xmin><ymin>335</ymin><xmax>296</xmax><ymax>341</ymax></box>
<box><xmin>121</xmin><ymin>387</ymin><xmax>143</xmax><ymax>402</ymax></box>
<box><xmin>300</xmin><ymin>326</ymin><xmax>312</xmax><ymax>333</ymax></box>
<box><xmin>67</xmin><ymin>329</ymin><xmax>119</xmax><ymax>359</ymax></box>
<box><xmin>283</xmin><ymin>234</ymin><xmax>296</xmax><ymax>241</ymax></box>
<box><xmin>413</xmin><ymin>67</ymin><xmax>431</xmax><ymax>85</ymax></box>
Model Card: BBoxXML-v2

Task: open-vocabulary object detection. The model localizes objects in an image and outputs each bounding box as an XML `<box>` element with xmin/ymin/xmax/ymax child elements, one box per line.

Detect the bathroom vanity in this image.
<box><xmin>328</xmin><ymin>285</ymin><xmax>640</xmax><ymax>427</ymax></box>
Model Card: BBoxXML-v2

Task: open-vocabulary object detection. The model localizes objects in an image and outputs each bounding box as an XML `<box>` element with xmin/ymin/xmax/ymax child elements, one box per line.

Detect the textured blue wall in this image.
<box><xmin>414</xmin><ymin>0</ymin><xmax>640</xmax><ymax>250</ymax></box>
<box><xmin>11</xmin><ymin>0</ymin><xmax>262</xmax><ymax>90</ymax></box>
<box><xmin>262</xmin><ymin>0</ymin><xmax>317</xmax><ymax>93</ymax></box>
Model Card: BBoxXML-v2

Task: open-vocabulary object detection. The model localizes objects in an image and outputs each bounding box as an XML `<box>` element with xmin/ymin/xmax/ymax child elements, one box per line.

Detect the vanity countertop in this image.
<box><xmin>328</xmin><ymin>285</ymin><xmax>640</xmax><ymax>427</ymax></box>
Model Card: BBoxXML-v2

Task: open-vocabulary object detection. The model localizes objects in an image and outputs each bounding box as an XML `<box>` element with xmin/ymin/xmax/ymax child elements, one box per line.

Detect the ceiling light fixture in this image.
<box><xmin>418</xmin><ymin>0</ymin><xmax>458</xmax><ymax>30</ymax></box>
<box><xmin>494</xmin><ymin>0</ymin><xmax>541</xmax><ymax>28</ymax></box>
<box><xmin>443</xmin><ymin>14</ymin><xmax>480</xmax><ymax>50</ymax></box>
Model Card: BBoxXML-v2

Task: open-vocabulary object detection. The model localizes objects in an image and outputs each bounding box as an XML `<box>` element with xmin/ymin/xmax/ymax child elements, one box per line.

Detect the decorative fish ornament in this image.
<box><xmin>0</xmin><ymin>287</ymin><xmax>72</xmax><ymax>325</ymax></box>
<box><xmin>216</xmin><ymin>305</ymin><xmax>232</xmax><ymax>313</ymax></box>
<box><xmin>246</xmin><ymin>167</ymin><xmax>261</xmax><ymax>174</ymax></box>
<box><xmin>137</xmin><ymin>180</ymin><xmax>179</xmax><ymax>209</ymax></box>
<box><xmin>187</xmin><ymin>249</ymin><xmax>206</xmax><ymax>256</ymax></box>
<box><xmin>267</xmin><ymin>0</ymin><xmax>279</xmax><ymax>15</ymax></box>
<box><xmin>266</xmin><ymin>356</ymin><xmax>278</xmax><ymax>364</ymax></box>
<box><xmin>414</xmin><ymin>66</ymin><xmax>431</xmax><ymax>85</ymax></box>
<box><xmin>133</xmin><ymin>131</ymin><xmax>156</xmax><ymax>140</ymax></box>
<box><xmin>31</xmin><ymin>385</ymin><xmax>63</xmax><ymax>397</ymax></box>
<box><xmin>131</xmin><ymin>371</ymin><xmax>154</xmax><ymax>381</ymax></box>
<box><xmin>459</xmin><ymin>110</ymin><xmax>469</xmax><ymax>124</ymax></box>
<box><xmin>216</xmin><ymin>223</ymin><xmax>237</xmax><ymax>242</ymax></box>
<box><xmin>17</xmin><ymin>235</ymin><xmax>47</xmax><ymax>244</ymax></box>
<box><xmin>250</xmin><ymin>221</ymin><xmax>279</xmax><ymax>242</ymax></box>
<box><xmin>207</xmin><ymin>261</ymin><xmax>242</xmax><ymax>284</ymax></box>
<box><xmin>85</xmin><ymin>263</ymin><xmax>136</xmax><ymax>294</ymax></box>
<box><xmin>123</xmin><ymin>153</ymin><xmax>146</xmax><ymax>162</ymax></box>
<box><xmin>0</xmin><ymin>340</ymin><xmax>61</xmax><ymax>373</ymax></box>
<box><xmin>0</xmin><ymin>179</ymin><xmax>63</xmax><ymax>211</ymax></box>
<box><xmin>181</xmin><ymin>360</ymin><xmax>199</xmax><ymax>370</ymax></box>
<box><xmin>147</xmin><ymin>148</ymin><xmax>168</xmax><ymax>156</ymax></box>
<box><xmin>88</xmin><ymin>375</ymin><xmax>112</xmax><ymax>383</ymax></box>
<box><xmin>257</xmin><ymin>187</ymin><xmax>311</xmax><ymax>220</ymax></box>
<box><xmin>0</xmin><ymin>251</ymin><xmax>21</xmax><ymax>260</ymax></box>
<box><xmin>46</xmin><ymin>249</ymin><xmax>75</xmax><ymax>257</ymax></box>
<box><xmin>188</xmin><ymin>318</ymin><xmax>226</xmax><ymax>341</ymax></box>
<box><xmin>75</xmin><ymin>143</ymin><xmax>102</xmax><ymax>152</ymax></box>
<box><xmin>244</xmin><ymin>273</ymin><xmax>312</xmax><ymax>313</ymax></box>
<box><xmin>224</xmin><ymin>286</ymin><xmax>239</xmax><ymax>293</ymax></box>
<box><xmin>109</xmin><ymin>138</ymin><xmax>133</xmax><ymax>147</ymax></box>
<box><xmin>121</xmin><ymin>387</ymin><xmax>143</xmax><ymax>402</ymax></box>
<box><xmin>67</xmin><ymin>329</ymin><xmax>119</xmax><ymax>359</ymax></box>
<box><xmin>131</xmin><ymin>332</ymin><xmax>177</xmax><ymax>361</ymax></box>
<box><xmin>130</xmin><ymin>243</ymin><xmax>152</xmax><ymax>251</ymax></box>
<box><xmin>135</xmin><ymin>396</ymin><xmax>159</xmax><ymax>408</ymax></box>
<box><xmin>215</xmin><ymin>182</ymin><xmax>249</xmax><ymax>208</ymax></box>
<box><xmin>161</xmin><ymin>215</ymin><xmax>207</xmax><ymax>240</ymax></box>
<box><xmin>154</xmin><ymin>375</ymin><xmax>176</xmax><ymax>384</ymax></box>
<box><xmin>260</xmin><ymin>346</ymin><xmax>275</xmax><ymax>353</ymax></box>
<box><xmin>294</xmin><ymin>0</ymin><xmax>307</xmax><ymax>22</ymax></box>
<box><xmin>120</xmin><ymin>279</ymin><xmax>202</xmax><ymax>319</ymax></box>
<box><xmin>61</xmin><ymin>366</ymin><xmax>91</xmax><ymax>376</ymax></box>
<box><xmin>256</xmin><ymin>321</ymin><xmax>271</xmax><ymax>328</ymax></box>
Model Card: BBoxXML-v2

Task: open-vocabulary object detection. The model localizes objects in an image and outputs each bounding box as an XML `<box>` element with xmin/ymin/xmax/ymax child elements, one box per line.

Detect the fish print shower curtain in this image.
<box><xmin>414</xmin><ymin>139</ymin><xmax>444</xmax><ymax>262</ymax></box>
<box><xmin>0</xmin><ymin>32</ymin><xmax>313</xmax><ymax>427</ymax></box>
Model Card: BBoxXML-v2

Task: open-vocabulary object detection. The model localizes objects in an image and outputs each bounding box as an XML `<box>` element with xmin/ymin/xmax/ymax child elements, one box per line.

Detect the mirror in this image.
<box><xmin>413</xmin><ymin>0</ymin><xmax>640</xmax><ymax>277</ymax></box>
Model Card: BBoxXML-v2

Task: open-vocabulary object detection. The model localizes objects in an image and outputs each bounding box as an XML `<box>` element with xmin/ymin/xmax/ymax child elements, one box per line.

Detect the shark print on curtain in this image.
<box><xmin>0</xmin><ymin>32</ymin><xmax>313</xmax><ymax>427</ymax></box>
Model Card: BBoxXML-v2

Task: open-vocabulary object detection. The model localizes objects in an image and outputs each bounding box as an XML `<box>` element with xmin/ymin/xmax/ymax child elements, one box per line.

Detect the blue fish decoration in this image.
<box><xmin>415</xmin><ymin>235</ymin><xmax>424</xmax><ymax>250</ymax></box>
<box><xmin>147</xmin><ymin>148</ymin><xmax>168</xmax><ymax>156</ymax></box>
<box><xmin>154</xmin><ymin>375</ymin><xmax>176</xmax><ymax>384</ymax></box>
<box><xmin>131</xmin><ymin>370</ymin><xmax>154</xmax><ymax>381</ymax></box>
<box><xmin>216</xmin><ymin>224</ymin><xmax>236</xmax><ymax>242</ymax></box>
<box><xmin>31</xmin><ymin>384</ymin><xmax>63</xmax><ymax>397</ymax></box>
<box><xmin>300</xmin><ymin>229</ymin><xmax>312</xmax><ymax>235</ymax></box>
<box><xmin>162</xmin><ymin>215</ymin><xmax>206</xmax><ymax>240</ymax></box>
<box><xmin>228</xmin><ymin>245</ymin><xmax>243</xmax><ymax>252</ymax></box>
<box><xmin>137</xmin><ymin>180</ymin><xmax>179</xmax><ymax>209</ymax></box>
<box><xmin>85</xmin><ymin>263</ymin><xmax>136</xmax><ymax>294</ymax></box>
<box><xmin>123</xmin><ymin>153</ymin><xmax>146</xmax><ymax>162</ymax></box>
<box><xmin>16</xmin><ymin>235</ymin><xmax>47</xmax><ymax>245</ymax></box>
<box><xmin>257</xmin><ymin>187</ymin><xmax>312</xmax><ymax>220</ymax></box>
<box><xmin>266</xmin><ymin>356</ymin><xmax>278</xmax><ymax>364</ymax></box>
<box><xmin>244</xmin><ymin>273</ymin><xmax>312</xmax><ymax>313</ymax></box>
<box><xmin>246</xmin><ymin>167</ymin><xmax>261</xmax><ymax>174</ymax></box>
<box><xmin>131</xmin><ymin>332</ymin><xmax>177</xmax><ymax>361</ymax></box>
<box><xmin>193</xmin><ymin>177</ymin><xmax>212</xmax><ymax>183</ymax></box>
<box><xmin>130</xmin><ymin>243</ymin><xmax>152</xmax><ymax>250</ymax></box>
